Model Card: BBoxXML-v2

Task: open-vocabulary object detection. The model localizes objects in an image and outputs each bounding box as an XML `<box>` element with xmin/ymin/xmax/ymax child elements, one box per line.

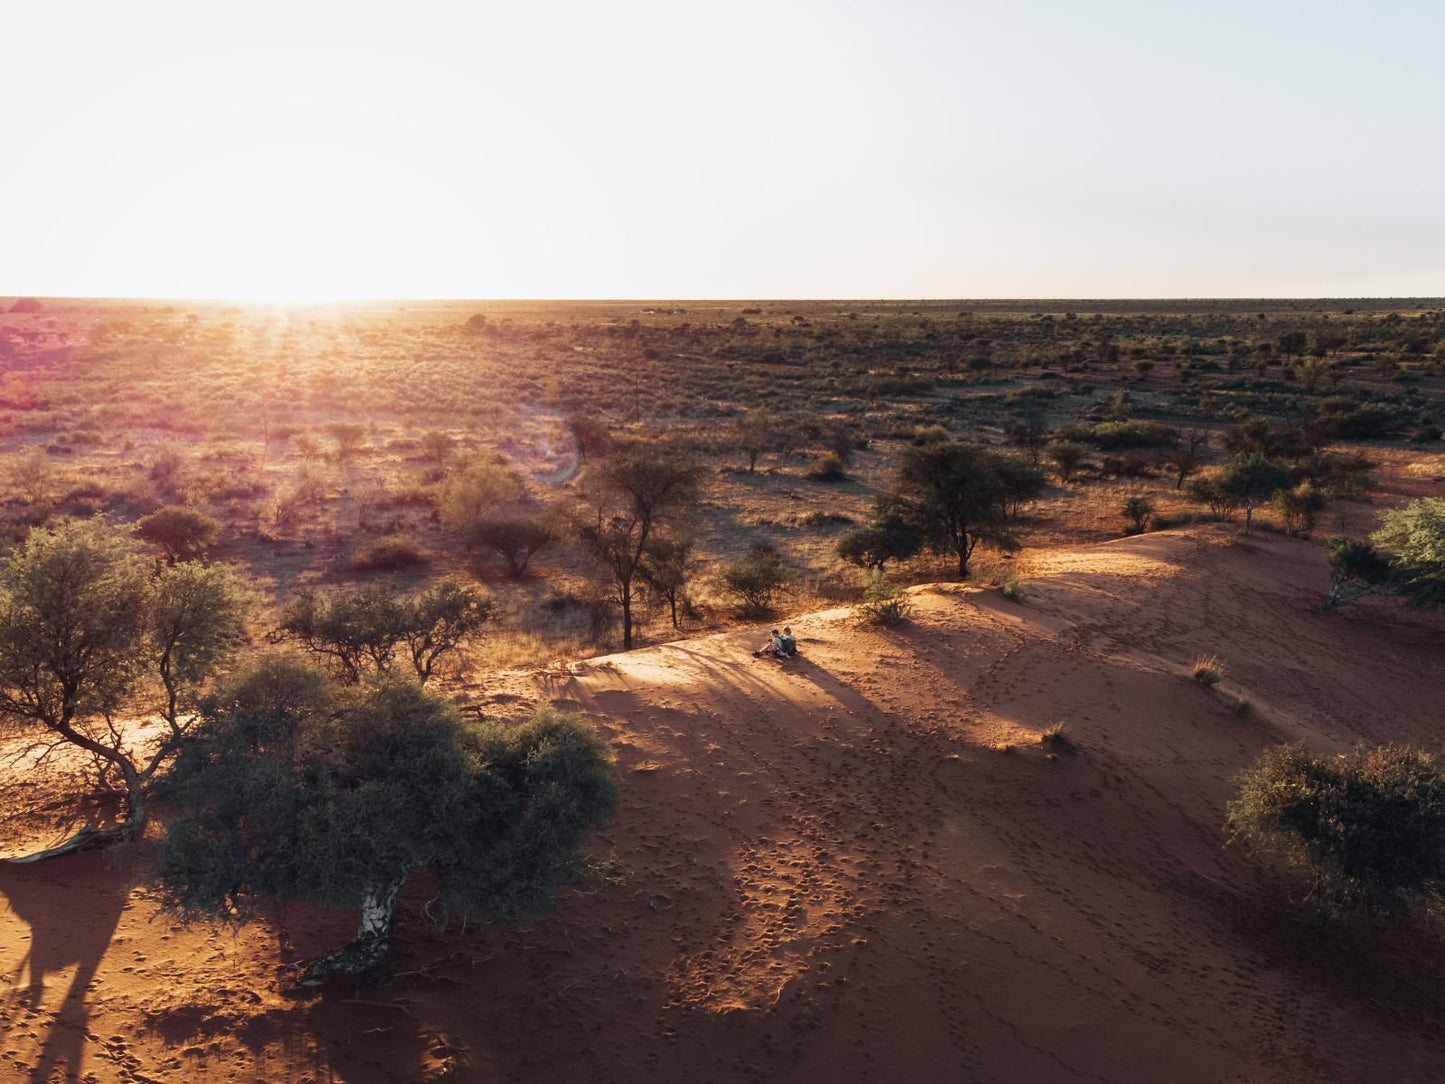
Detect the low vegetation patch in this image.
<box><xmin>1191</xmin><ymin>654</ymin><xmax>1225</xmax><ymax>687</ymax></box>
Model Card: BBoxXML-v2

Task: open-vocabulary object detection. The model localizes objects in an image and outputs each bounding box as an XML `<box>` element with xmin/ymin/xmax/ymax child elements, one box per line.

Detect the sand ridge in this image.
<box><xmin>2</xmin><ymin>526</ymin><xmax>1445</xmax><ymax>1082</ymax></box>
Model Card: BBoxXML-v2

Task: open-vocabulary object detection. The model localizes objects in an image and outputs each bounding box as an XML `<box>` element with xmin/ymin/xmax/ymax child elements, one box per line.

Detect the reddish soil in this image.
<box><xmin>3</xmin><ymin>526</ymin><xmax>1445</xmax><ymax>1083</ymax></box>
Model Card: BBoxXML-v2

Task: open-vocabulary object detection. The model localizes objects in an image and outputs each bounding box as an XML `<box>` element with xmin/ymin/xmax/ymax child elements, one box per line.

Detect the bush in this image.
<box><xmin>350</xmin><ymin>533</ymin><xmax>427</xmax><ymax>572</ymax></box>
<box><xmin>855</xmin><ymin>570</ymin><xmax>912</xmax><ymax>626</ymax></box>
<box><xmin>807</xmin><ymin>454</ymin><xmax>848</xmax><ymax>482</ymax></box>
<box><xmin>1040</xmin><ymin>721</ymin><xmax>1074</xmax><ymax>751</ymax></box>
<box><xmin>720</xmin><ymin>543</ymin><xmax>788</xmax><ymax>616</ymax></box>
<box><xmin>154</xmin><ymin>664</ymin><xmax>617</xmax><ymax>981</ymax></box>
<box><xmin>1229</xmin><ymin>744</ymin><xmax>1445</xmax><ymax>917</ymax></box>
<box><xmin>1120</xmin><ymin>496</ymin><xmax>1154</xmax><ymax>535</ymax></box>
<box><xmin>1191</xmin><ymin>655</ymin><xmax>1224</xmax><ymax>687</ymax></box>
<box><xmin>999</xmin><ymin>576</ymin><xmax>1026</xmax><ymax>603</ymax></box>
<box><xmin>1372</xmin><ymin>497</ymin><xmax>1445</xmax><ymax>609</ymax></box>
<box><xmin>835</xmin><ymin>511</ymin><xmax>922</xmax><ymax>572</ymax></box>
<box><xmin>1274</xmin><ymin>481</ymin><xmax>1327</xmax><ymax>537</ymax></box>
<box><xmin>137</xmin><ymin>506</ymin><xmax>221</xmax><ymax>563</ymax></box>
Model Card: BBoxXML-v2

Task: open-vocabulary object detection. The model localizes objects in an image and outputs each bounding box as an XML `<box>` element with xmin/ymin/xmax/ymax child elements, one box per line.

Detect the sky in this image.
<box><xmin>2</xmin><ymin>1</ymin><xmax>1442</xmax><ymax>300</ymax></box>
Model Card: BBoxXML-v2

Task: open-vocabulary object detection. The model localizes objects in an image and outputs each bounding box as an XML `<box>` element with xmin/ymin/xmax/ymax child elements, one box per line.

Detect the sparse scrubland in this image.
<box><xmin>1</xmin><ymin>297</ymin><xmax>1444</xmax><ymax>1082</ymax></box>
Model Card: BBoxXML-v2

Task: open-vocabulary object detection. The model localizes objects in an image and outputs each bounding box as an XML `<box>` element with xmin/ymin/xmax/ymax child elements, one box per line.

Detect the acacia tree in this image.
<box><xmin>437</xmin><ymin>458</ymin><xmax>527</xmax><ymax>554</ymax></box>
<box><xmin>1162</xmin><ymin>429</ymin><xmax>1209</xmax><ymax>491</ymax></box>
<box><xmin>0</xmin><ymin>520</ymin><xmax>249</xmax><ymax>860</ymax></box>
<box><xmin>836</xmin><ymin>511</ymin><xmax>922</xmax><ymax>572</ymax></box>
<box><xmin>153</xmin><ymin>660</ymin><xmax>617</xmax><ymax>982</ymax></box>
<box><xmin>734</xmin><ymin>407</ymin><xmax>778</xmax><ymax>472</ymax></box>
<box><xmin>1216</xmin><ymin>453</ymin><xmax>1290</xmax><ymax>532</ymax></box>
<box><xmin>894</xmin><ymin>442</ymin><xmax>1026</xmax><ymax>579</ymax></box>
<box><xmin>137</xmin><ymin>506</ymin><xmax>222</xmax><ymax>563</ymax></box>
<box><xmin>639</xmin><ymin>532</ymin><xmax>699</xmax><ymax>631</ymax></box>
<box><xmin>280</xmin><ymin>580</ymin><xmax>494</xmax><ymax>683</ymax></box>
<box><xmin>577</xmin><ymin>448</ymin><xmax>700</xmax><ymax>649</ymax></box>
<box><xmin>1372</xmin><ymin>496</ymin><xmax>1445</xmax><ymax>609</ymax></box>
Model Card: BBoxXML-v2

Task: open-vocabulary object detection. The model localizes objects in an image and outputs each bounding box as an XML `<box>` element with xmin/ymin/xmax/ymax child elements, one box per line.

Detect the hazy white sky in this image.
<box><xmin>2</xmin><ymin>1</ymin><xmax>1441</xmax><ymax>300</ymax></box>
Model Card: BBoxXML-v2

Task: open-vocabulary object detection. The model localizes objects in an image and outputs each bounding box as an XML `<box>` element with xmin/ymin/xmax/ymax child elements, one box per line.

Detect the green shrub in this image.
<box><xmin>1120</xmin><ymin>496</ymin><xmax>1154</xmax><ymax>535</ymax></box>
<box><xmin>999</xmin><ymin>576</ymin><xmax>1026</xmax><ymax>602</ymax></box>
<box><xmin>855</xmin><ymin>570</ymin><xmax>912</xmax><ymax>626</ymax></box>
<box><xmin>472</xmin><ymin>518</ymin><xmax>554</xmax><ymax>576</ymax></box>
<box><xmin>1229</xmin><ymin>744</ymin><xmax>1445</xmax><ymax>917</ymax></box>
<box><xmin>720</xmin><ymin>543</ymin><xmax>788</xmax><ymax>616</ymax></box>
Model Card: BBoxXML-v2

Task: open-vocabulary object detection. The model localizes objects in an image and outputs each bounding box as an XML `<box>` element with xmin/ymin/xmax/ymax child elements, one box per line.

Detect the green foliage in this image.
<box><xmin>1229</xmin><ymin>744</ymin><xmax>1445</xmax><ymax>916</ymax></box>
<box><xmin>1372</xmin><ymin>497</ymin><xmax>1445</xmax><ymax>609</ymax></box>
<box><xmin>149</xmin><ymin>560</ymin><xmax>251</xmax><ymax>727</ymax></box>
<box><xmin>1084</xmin><ymin>420</ymin><xmax>1178</xmax><ymax>451</ymax></box>
<box><xmin>280</xmin><ymin>580</ymin><xmax>495</xmax><ymax>683</ymax></box>
<box><xmin>137</xmin><ymin>505</ymin><xmax>221</xmax><ymax>563</ymax></box>
<box><xmin>1120</xmin><ymin>496</ymin><xmax>1154</xmax><ymax>535</ymax></box>
<box><xmin>153</xmin><ymin>662</ymin><xmax>617</xmax><ymax>967</ymax></box>
<box><xmin>1216</xmin><ymin>453</ymin><xmax>1290</xmax><ymax>530</ymax></box>
<box><xmin>1323</xmin><ymin>536</ymin><xmax>1392</xmax><ymax>611</ymax></box>
<box><xmin>638</xmin><ymin>532</ymin><xmax>698</xmax><ymax>631</ymax></box>
<box><xmin>999</xmin><ymin>576</ymin><xmax>1026</xmax><ymax>602</ymax></box>
<box><xmin>577</xmin><ymin>447</ymin><xmax>701</xmax><ymax>649</ymax></box>
<box><xmin>893</xmin><ymin>441</ymin><xmax>1039</xmax><ymax>579</ymax></box>
<box><xmin>720</xmin><ymin>542</ymin><xmax>788</xmax><ymax>616</ymax></box>
<box><xmin>835</xmin><ymin>511</ymin><xmax>922</xmax><ymax>572</ymax></box>
<box><xmin>472</xmin><ymin>518</ymin><xmax>555</xmax><ymax>576</ymax></box>
<box><xmin>0</xmin><ymin>519</ymin><xmax>152</xmax><ymax>730</ymax></box>
<box><xmin>1274</xmin><ymin>481</ymin><xmax>1327</xmax><ymax>537</ymax></box>
<box><xmin>855</xmin><ymin>570</ymin><xmax>912</xmax><ymax>626</ymax></box>
<box><xmin>0</xmin><ymin>519</ymin><xmax>250</xmax><ymax>847</ymax></box>
<box><xmin>437</xmin><ymin>458</ymin><xmax>527</xmax><ymax>553</ymax></box>
<box><xmin>1045</xmin><ymin>441</ymin><xmax>1087</xmax><ymax>482</ymax></box>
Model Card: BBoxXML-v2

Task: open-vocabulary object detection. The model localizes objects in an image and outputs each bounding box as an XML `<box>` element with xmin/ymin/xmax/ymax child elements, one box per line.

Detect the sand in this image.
<box><xmin>3</xmin><ymin>526</ymin><xmax>1444</xmax><ymax>1083</ymax></box>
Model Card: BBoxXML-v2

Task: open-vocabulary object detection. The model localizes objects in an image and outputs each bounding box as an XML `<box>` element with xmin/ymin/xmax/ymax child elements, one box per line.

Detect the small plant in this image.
<box><xmin>1234</xmin><ymin>696</ymin><xmax>1252</xmax><ymax>718</ymax></box>
<box><xmin>719</xmin><ymin>542</ymin><xmax>788</xmax><ymax>616</ymax></box>
<box><xmin>855</xmin><ymin>570</ymin><xmax>913</xmax><ymax>626</ymax></box>
<box><xmin>999</xmin><ymin>576</ymin><xmax>1026</xmax><ymax>602</ymax></box>
<box><xmin>1121</xmin><ymin>495</ymin><xmax>1154</xmax><ymax>535</ymax></box>
<box><xmin>1191</xmin><ymin>654</ymin><xmax>1224</xmax><ymax>687</ymax></box>
<box><xmin>807</xmin><ymin>454</ymin><xmax>848</xmax><ymax>482</ymax></box>
<box><xmin>1040</xmin><ymin>721</ymin><xmax>1073</xmax><ymax>751</ymax></box>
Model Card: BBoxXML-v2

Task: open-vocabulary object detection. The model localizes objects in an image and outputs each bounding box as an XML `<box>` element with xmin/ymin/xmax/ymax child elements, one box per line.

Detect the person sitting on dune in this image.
<box><xmin>754</xmin><ymin>629</ymin><xmax>784</xmax><ymax>658</ymax></box>
<box><xmin>778</xmin><ymin>626</ymin><xmax>797</xmax><ymax>657</ymax></box>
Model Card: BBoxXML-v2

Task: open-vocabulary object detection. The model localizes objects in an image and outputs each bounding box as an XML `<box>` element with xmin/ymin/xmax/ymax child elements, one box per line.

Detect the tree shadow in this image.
<box><xmin>0</xmin><ymin>853</ymin><xmax>129</xmax><ymax>1083</ymax></box>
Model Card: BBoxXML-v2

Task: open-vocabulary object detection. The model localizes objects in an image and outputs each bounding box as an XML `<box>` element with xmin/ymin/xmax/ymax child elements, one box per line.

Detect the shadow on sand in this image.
<box><xmin>0</xmin><ymin>853</ymin><xmax>129</xmax><ymax>1083</ymax></box>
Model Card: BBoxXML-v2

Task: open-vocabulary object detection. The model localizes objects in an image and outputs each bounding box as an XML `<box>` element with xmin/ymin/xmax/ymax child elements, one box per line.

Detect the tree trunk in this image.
<box><xmin>6</xmin><ymin>758</ymin><xmax>146</xmax><ymax>864</ymax></box>
<box><xmin>621</xmin><ymin>585</ymin><xmax>634</xmax><ymax>650</ymax></box>
<box><xmin>300</xmin><ymin>879</ymin><xmax>404</xmax><ymax>985</ymax></box>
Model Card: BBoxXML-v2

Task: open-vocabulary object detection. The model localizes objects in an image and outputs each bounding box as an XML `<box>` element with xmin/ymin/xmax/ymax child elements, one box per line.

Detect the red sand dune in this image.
<box><xmin>3</xmin><ymin>527</ymin><xmax>1445</xmax><ymax>1083</ymax></box>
